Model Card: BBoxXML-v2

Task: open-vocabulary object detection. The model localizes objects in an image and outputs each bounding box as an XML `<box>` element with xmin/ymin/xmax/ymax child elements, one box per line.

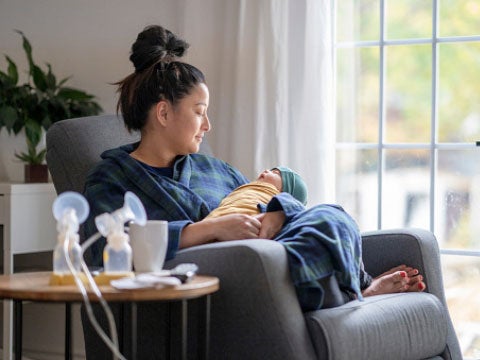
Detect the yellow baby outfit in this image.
<box><xmin>206</xmin><ymin>181</ymin><xmax>279</xmax><ymax>218</ymax></box>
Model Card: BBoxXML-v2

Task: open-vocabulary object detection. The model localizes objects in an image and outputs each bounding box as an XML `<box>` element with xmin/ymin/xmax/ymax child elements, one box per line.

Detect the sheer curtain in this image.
<box><xmin>183</xmin><ymin>0</ymin><xmax>334</xmax><ymax>205</ymax></box>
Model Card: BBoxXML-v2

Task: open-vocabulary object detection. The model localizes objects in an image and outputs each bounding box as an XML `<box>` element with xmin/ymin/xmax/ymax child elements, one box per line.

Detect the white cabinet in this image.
<box><xmin>0</xmin><ymin>182</ymin><xmax>57</xmax><ymax>359</ymax></box>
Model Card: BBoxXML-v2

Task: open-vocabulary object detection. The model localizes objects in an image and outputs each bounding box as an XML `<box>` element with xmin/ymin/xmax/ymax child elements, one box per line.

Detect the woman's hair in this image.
<box><xmin>116</xmin><ymin>25</ymin><xmax>206</xmax><ymax>131</ymax></box>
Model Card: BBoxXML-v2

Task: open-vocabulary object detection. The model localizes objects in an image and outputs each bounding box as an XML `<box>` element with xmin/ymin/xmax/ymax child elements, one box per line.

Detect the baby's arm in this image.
<box><xmin>256</xmin><ymin>211</ymin><xmax>286</xmax><ymax>239</ymax></box>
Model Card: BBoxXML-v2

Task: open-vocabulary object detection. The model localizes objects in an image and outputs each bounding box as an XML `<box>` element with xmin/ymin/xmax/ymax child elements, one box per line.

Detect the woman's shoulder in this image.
<box><xmin>189</xmin><ymin>153</ymin><xmax>249</xmax><ymax>185</ymax></box>
<box><xmin>86</xmin><ymin>143</ymin><xmax>138</xmax><ymax>181</ymax></box>
<box><xmin>189</xmin><ymin>152</ymin><xmax>227</xmax><ymax>166</ymax></box>
<box><xmin>189</xmin><ymin>153</ymin><xmax>237</xmax><ymax>172</ymax></box>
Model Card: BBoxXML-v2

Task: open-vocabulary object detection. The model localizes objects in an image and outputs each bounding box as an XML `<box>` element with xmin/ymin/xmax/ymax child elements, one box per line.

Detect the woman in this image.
<box><xmin>84</xmin><ymin>25</ymin><xmax>424</xmax><ymax>311</ymax></box>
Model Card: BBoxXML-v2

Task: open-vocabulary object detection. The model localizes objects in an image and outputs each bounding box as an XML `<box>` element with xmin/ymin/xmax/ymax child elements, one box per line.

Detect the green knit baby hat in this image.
<box><xmin>273</xmin><ymin>166</ymin><xmax>308</xmax><ymax>205</ymax></box>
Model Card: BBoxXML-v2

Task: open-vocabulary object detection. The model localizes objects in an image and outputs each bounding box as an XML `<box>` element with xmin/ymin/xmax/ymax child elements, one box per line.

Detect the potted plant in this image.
<box><xmin>0</xmin><ymin>30</ymin><xmax>102</xmax><ymax>182</ymax></box>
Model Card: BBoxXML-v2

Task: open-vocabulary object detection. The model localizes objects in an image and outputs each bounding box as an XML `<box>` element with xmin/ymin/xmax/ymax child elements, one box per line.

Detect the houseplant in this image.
<box><xmin>0</xmin><ymin>30</ymin><xmax>102</xmax><ymax>182</ymax></box>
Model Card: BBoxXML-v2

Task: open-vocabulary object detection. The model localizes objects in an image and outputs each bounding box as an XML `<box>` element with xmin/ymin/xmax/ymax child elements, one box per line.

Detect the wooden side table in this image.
<box><xmin>0</xmin><ymin>272</ymin><xmax>219</xmax><ymax>360</ymax></box>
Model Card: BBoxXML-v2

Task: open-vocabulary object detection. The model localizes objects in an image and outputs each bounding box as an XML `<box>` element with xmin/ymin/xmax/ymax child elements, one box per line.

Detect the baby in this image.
<box><xmin>206</xmin><ymin>166</ymin><xmax>307</xmax><ymax>218</ymax></box>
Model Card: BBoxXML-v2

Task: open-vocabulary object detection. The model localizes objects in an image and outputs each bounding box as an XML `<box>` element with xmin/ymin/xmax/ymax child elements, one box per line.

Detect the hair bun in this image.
<box><xmin>130</xmin><ymin>25</ymin><xmax>190</xmax><ymax>72</ymax></box>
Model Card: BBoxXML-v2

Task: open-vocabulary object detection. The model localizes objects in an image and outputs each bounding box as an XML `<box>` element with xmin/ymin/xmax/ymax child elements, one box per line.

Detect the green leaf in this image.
<box><xmin>0</xmin><ymin>106</ymin><xmax>19</xmax><ymax>132</ymax></box>
<box><xmin>14</xmin><ymin>29</ymin><xmax>34</xmax><ymax>71</ymax></box>
<box><xmin>45</xmin><ymin>63</ymin><xmax>57</xmax><ymax>90</ymax></box>
<box><xmin>36</xmin><ymin>148</ymin><xmax>47</xmax><ymax>163</ymax></box>
<box><xmin>58</xmin><ymin>76</ymin><xmax>71</xmax><ymax>87</ymax></box>
<box><xmin>5</xmin><ymin>56</ymin><xmax>18</xmax><ymax>85</ymax></box>
<box><xmin>24</xmin><ymin>118</ymin><xmax>42</xmax><ymax>148</ymax></box>
<box><xmin>14</xmin><ymin>151</ymin><xmax>32</xmax><ymax>162</ymax></box>
<box><xmin>14</xmin><ymin>147</ymin><xmax>45</xmax><ymax>164</ymax></box>
<box><xmin>32</xmin><ymin>65</ymin><xmax>47</xmax><ymax>91</ymax></box>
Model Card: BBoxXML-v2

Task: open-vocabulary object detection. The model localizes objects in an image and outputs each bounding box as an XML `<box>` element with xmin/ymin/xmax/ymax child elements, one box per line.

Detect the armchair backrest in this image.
<box><xmin>46</xmin><ymin>114</ymin><xmax>212</xmax><ymax>195</ymax></box>
<box><xmin>46</xmin><ymin>114</ymin><xmax>138</xmax><ymax>194</ymax></box>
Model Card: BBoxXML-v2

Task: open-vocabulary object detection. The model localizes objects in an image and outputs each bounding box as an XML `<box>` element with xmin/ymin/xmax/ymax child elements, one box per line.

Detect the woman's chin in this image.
<box><xmin>187</xmin><ymin>145</ymin><xmax>201</xmax><ymax>154</ymax></box>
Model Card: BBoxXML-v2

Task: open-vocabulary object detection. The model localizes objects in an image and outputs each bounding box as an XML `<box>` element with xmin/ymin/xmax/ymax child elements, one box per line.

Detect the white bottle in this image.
<box><xmin>53</xmin><ymin>208</ymin><xmax>82</xmax><ymax>274</ymax></box>
<box><xmin>103</xmin><ymin>231</ymin><xmax>132</xmax><ymax>273</ymax></box>
<box><xmin>53</xmin><ymin>232</ymin><xmax>82</xmax><ymax>274</ymax></box>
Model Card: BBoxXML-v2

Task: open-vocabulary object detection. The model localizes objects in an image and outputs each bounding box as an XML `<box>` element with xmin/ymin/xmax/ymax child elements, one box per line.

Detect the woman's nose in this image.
<box><xmin>203</xmin><ymin>114</ymin><xmax>211</xmax><ymax>132</ymax></box>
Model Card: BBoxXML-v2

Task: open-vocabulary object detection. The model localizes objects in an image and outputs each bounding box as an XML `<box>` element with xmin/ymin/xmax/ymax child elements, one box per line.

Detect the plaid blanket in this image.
<box><xmin>270</xmin><ymin>194</ymin><xmax>363</xmax><ymax>309</ymax></box>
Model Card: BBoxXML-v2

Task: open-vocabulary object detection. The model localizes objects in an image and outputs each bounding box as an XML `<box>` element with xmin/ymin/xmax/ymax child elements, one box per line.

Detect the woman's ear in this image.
<box><xmin>155</xmin><ymin>100</ymin><xmax>169</xmax><ymax>126</ymax></box>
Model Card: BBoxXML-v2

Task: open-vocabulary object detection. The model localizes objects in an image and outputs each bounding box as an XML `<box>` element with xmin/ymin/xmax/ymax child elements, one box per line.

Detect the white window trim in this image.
<box><xmin>333</xmin><ymin>0</ymin><xmax>480</xmax><ymax>258</ymax></box>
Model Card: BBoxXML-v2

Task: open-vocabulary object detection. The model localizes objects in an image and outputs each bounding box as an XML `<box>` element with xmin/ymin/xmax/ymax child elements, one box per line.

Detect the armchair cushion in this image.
<box><xmin>306</xmin><ymin>293</ymin><xmax>448</xmax><ymax>360</ymax></box>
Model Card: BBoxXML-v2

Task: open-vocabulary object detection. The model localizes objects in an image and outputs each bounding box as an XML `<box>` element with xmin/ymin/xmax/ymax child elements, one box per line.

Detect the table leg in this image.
<box><xmin>169</xmin><ymin>300</ymin><xmax>188</xmax><ymax>360</ymax></box>
<box><xmin>197</xmin><ymin>295</ymin><xmax>211</xmax><ymax>360</ymax></box>
<box><xmin>3</xmin><ymin>245</ymin><xmax>13</xmax><ymax>360</ymax></box>
<box><xmin>119</xmin><ymin>303</ymin><xmax>126</xmax><ymax>356</ymax></box>
<box><xmin>65</xmin><ymin>303</ymin><xmax>72</xmax><ymax>360</ymax></box>
<box><xmin>3</xmin><ymin>301</ymin><xmax>13</xmax><ymax>360</ymax></box>
<box><xmin>13</xmin><ymin>300</ymin><xmax>22</xmax><ymax>360</ymax></box>
<box><xmin>131</xmin><ymin>302</ymin><xmax>137</xmax><ymax>360</ymax></box>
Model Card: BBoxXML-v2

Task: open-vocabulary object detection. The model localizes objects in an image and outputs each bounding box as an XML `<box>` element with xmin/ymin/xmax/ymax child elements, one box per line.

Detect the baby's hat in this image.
<box><xmin>273</xmin><ymin>166</ymin><xmax>308</xmax><ymax>205</ymax></box>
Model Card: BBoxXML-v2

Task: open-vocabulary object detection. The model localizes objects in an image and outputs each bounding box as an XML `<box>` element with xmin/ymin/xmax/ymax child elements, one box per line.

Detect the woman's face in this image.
<box><xmin>165</xmin><ymin>83</ymin><xmax>210</xmax><ymax>155</ymax></box>
<box><xmin>257</xmin><ymin>169</ymin><xmax>282</xmax><ymax>192</ymax></box>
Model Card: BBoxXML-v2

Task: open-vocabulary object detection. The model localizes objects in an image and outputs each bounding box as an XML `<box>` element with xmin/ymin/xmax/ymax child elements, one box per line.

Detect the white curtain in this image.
<box><xmin>182</xmin><ymin>0</ymin><xmax>334</xmax><ymax>205</ymax></box>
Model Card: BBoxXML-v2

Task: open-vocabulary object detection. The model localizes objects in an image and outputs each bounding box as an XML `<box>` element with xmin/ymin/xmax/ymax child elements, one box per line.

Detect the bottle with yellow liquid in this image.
<box><xmin>50</xmin><ymin>192</ymin><xmax>90</xmax><ymax>285</ymax></box>
<box><xmin>103</xmin><ymin>231</ymin><xmax>132</xmax><ymax>273</ymax></box>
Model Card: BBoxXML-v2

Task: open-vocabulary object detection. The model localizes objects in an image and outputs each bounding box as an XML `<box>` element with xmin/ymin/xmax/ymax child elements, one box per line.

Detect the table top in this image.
<box><xmin>0</xmin><ymin>272</ymin><xmax>219</xmax><ymax>303</ymax></box>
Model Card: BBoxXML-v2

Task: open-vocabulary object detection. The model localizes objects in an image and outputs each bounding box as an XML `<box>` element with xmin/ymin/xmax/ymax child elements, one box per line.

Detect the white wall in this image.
<box><xmin>0</xmin><ymin>0</ymin><xmax>231</xmax><ymax>182</ymax></box>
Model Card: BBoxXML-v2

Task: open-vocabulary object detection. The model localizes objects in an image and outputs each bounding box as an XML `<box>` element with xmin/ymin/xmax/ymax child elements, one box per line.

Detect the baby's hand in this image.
<box><xmin>256</xmin><ymin>211</ymin><xmax>285</xmax><ymax>239</ymax></box>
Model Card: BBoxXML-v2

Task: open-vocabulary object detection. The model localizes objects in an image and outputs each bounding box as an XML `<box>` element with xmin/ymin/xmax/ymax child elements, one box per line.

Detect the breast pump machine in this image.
<box><xmin>52</xmin><ymin>191</ymin><xmax>146</xmax><ymax>360</ymax></box>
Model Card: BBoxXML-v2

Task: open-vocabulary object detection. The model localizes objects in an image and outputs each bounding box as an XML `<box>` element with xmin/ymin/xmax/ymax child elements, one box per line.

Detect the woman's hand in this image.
<box><xmin>212</xmin><ymin>214</ymin><xmax>262</xmax><ymax>241</ymax></box>
<box><xmin>255</xmin><ymin>211</ymin><xmax>286</xmax><ymax>239</ymax></box>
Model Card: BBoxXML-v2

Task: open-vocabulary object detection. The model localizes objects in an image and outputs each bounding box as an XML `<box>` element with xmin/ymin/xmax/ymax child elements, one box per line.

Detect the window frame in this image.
<box><xmin>333</xmin><ymin>0</ymin><xmax>480</xmax><ymax>257</ymax></box>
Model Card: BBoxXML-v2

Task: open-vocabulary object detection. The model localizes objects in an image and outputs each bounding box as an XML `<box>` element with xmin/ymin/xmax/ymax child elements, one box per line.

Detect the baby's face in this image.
<box><xmin>257</xmin><ymin>169</ymin><xmax>282</xmax><ymax>191</ymax></box>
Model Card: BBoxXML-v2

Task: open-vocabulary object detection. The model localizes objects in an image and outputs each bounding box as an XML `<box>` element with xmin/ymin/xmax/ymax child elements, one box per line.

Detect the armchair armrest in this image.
<box><xmin>165</xmin><ymin>239</ymin><xmax>317</xmax><ymax>360</ymax></box>
<box><xmin>361</xmin><ymin>228</ymin><xmax>461</xmax><ymax>360</ymax></box>
<box><xmin>361</xmin><ymin>228</ymin><xmax>445</xmax><ymax>303</ymax></box>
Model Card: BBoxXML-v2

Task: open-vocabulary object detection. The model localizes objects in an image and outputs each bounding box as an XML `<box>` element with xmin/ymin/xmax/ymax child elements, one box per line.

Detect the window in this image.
<box><xmin>333</xmin><ymin>1</ymin><xmax>480</xmax><ymax>358</ymax></box>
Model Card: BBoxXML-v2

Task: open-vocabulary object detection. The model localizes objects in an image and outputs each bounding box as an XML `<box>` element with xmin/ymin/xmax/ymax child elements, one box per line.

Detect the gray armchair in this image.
<box><xmin>46</xmin><ymin>115</ymin><xmax>462</xmax><ymax>360</ymax></box>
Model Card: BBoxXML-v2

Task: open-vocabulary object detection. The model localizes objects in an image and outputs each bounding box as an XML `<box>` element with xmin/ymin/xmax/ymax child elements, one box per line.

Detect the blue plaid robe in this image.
<box><xmin>84</xmin><ymin>143</ymin><xmax>363</xmax><ymax>310</ymax></box>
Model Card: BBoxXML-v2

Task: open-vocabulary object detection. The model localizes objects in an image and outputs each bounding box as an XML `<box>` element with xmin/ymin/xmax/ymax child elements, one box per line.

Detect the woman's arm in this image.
<box><xmin>179</xmin><ymin>214</ymin><xmax>263</xmax><ymax>248</ymax></box>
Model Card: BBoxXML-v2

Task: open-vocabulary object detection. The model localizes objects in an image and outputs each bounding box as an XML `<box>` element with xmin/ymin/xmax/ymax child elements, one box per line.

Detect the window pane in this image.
<box><xmin>336</xmin><ymin>149</ymin><xmax>378</xmax><ymax>231</ymax></box>
<box><xmin>336</xmin><ymin>47</ymin><xmax>379</xmax><ymax>143</ymax></box>
<box><xmin>385</xmin><ymin>45</ymin><xmax>431</xmax><ymax>143</ymax></box>
<box><xmin>436</xmin><ymin>149</ymin><xmax>480</xmax><ymax>249</ymax></box>
<box><xmin>441</xmin><ymin>254</ymin><xmax>480</xmax><ymax>358</ymax></box>
<box><xmin>386</xmin><ymin>0</ymin><xmax>432</xmax><ymax>39</ymax></box>
<box><xmin>438</xmin><ymin>42</ymin><xmax>480</xmax><ymax>143</ymax></box>
<box><xmin>336</xmin><ymin>0</ymin><xmax>379</xmax><ymax>42</ymax></box>
<box><xmin>382</xmin><ymin>149</ymin><xmax>430</xmax><ymax>229</ymax></box>
<box><xmin>439</xmin><ymin>0</ymin><xmax>480</xmax><ymax>37</ymax></box>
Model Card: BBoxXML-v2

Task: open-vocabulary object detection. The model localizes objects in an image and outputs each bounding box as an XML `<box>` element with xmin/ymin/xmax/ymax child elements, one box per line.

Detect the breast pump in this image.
<box><xmin>95</xmin><ymin>191</ymin><xmax>147</xmax><ymax>274</ymax></box>
<box><xmin>52</xmin><ymin>192</ymin><xmax>89</xmax><ymax>277</ymax></box>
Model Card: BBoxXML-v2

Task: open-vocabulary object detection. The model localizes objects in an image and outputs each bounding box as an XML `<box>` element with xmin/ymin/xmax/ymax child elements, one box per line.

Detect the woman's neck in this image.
<box><xmin>130</xmin><ymin>140</ymin><xmax>175</xmax><ymax>168</ymax></box>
